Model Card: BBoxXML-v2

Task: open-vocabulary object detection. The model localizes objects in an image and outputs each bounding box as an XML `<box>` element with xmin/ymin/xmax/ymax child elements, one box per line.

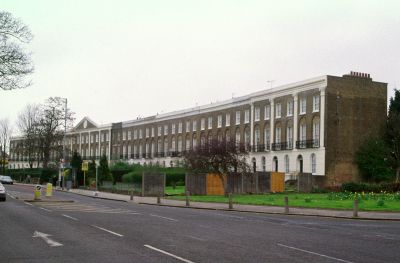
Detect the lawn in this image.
<box><xmin>165</xmin><ymin>185</ymin><xmax>186</xmax><ymax>195</ymax></box>
<box><xmin>167</xmin><ymin>192</ymin><xmax>400</xmax><ymax>212</ymax></box>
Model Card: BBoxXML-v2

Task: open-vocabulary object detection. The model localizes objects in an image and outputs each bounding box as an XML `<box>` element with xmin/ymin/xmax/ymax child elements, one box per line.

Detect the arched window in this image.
<box><xmin>284</xmin><ymin>155</ymin><xmax>289</xmax><ymax>174</ymax></box>
<box><xmin>273</xmin><ymin>156</ymin><xmax>278</xmax><ymax>172</ymax></box>
<box><xmin>192</xmin><ymin>134</ymin><xmax>197</xmax><ymax>149</ymax></box>
<box><xmin>185</xmin><ymin>135</ymin><xmax>191</xmax><ymax>151</ymax></box>
<box><xmin>264</xmin><ymin>125</ymin><xmax>270</xmax><ymax>150</ymax></box>
<box><xmin>157</xmin><ymin>139</ymin><xmax>162</xmax><ymax>154</ymax></box>
<box><xmin>177</xmin><ymin>136</ymin><xmax>182</xmax><ymax>152</ymax></box>
<box><xmin>299</xmin><ymin>118</ymin><xmax>307</xmax><ymax>148</ymax></box>
<box><xmin>171</xmin><ymin>137</ymin><xmax>176</xmax><ymax>152</ymax></box>
<box><xmin>217</xmin><ymin>130</ymin><xmax>222</xmax><ymax>142</ymax></box>
<box><xmin>244</xmin><ymin>127</ymin><xmax>250</xmax><ymax>150</ymax></box>
<box><xmin>254</xmin><ymin>126</ymin><xmax>260</xmax><ymax>151</ymax></box>
<box><xmin>225</xmin><ymin>129</ymin><xmax>230</xmax><ymax>142</ymax></box>
<box><xmin>261</xmin><ymin>156</ymin><xmax>266</xmax><ymax>172</ymax></box>
<box><xmin>286</xmin><ymin>121</ymin><xmax>293</xmax><ymax>149</ymax></box>
<box><xmin>235</xmin><ymin>128</ymin><xmax>241</xmax><ymax>146</ymax></box>
<box><xmin>164</xmin><ymin>138</ymin><xmax>168</xmax><ymax>156</ymax></box>
<box><xmin>200</xmin><ymin>133</ymin><xmax>206</xmax><ymax>148</ymax></box>
<box><xmin>297</xmin><ymin>155</ymin><xmax>303</xmax><ymax>173</ymax></box>
<box><xmin>151</xmin><ymin>141</ymin><xmax>155</xmax><ymax>158</ymax></box>
<box><xmin>311</xmin><ymin>153</ymin><xmax>316</xmax><ymax>174</ymax></box>
<box><xmin>252</xmin><ymin>157</ymin><xmax>256</xmax><ymax>172</ymax></box>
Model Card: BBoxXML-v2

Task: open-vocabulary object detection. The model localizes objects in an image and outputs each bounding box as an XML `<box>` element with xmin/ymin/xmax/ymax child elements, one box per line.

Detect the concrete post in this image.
<box><xmin>353</xmin><ymin>199</ymin><xmax>359</xmax><ymax>218</ymax></box>
<box><xmin>130</xmin><ymin>188</ymin><xmax>133</xmax><ymax>201</ymax></box>
<box><xmin>185</xmin><ymin>191</ymin><xmax>190</xmax><ymax>207</ymax></box>
<box><xmin>284</xmin><ymin>196</ymin><xmax>289</xmax><ymax>214</ymax></box>
<box><xmin>157</xmin><ymin>195</ymin><xmax>161</xmax><ymax>205</ymax></box>
<box><xmin>228</xmin><ymin>193</ymin><xmax>233</xmax><ymax>209</ymax></box>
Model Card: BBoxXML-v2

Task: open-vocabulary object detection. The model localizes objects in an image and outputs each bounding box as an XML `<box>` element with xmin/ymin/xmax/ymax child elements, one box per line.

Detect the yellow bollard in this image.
<box><xmin>46</xmin><ymin>183</ymin><xmax>53</xmax><ymax>197</ymax></box>
<box><xmin>34</xmin><ymin>185</ymin><xmax>42</xmax><ymax>200</ymax></box>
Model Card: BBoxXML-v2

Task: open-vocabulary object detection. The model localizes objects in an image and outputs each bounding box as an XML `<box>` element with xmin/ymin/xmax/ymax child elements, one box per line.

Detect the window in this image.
<box><xmin>158</xmin><ymin>126</ymin><xmax>162</xmax><ymax>136</ymax></box>
<box><xmin>226</xmin><ymin>113</ymin><xmax>230</xmax><ymax>126</ymax></box>
<box><xmin>164</xmin><ymin>139</ymin><xmax>168</xmax><ymax>153</ymax></box>
<box><xmin>208</xmin><ymin>117</ymin><xmax>212</xmax><ymax>129</ymax></box>
<box><xmin>178</xmin><ymin>136</ymin><xmax>182</xmax><ymax>152</ymax></box>
<box><xmin>300</xmin><ymin>97</ymin><xmax>306</xmax><ymax>114</ymax></box>
<box><xmin>235</xmin><ymin>111</ymin><xmax>241</xmax><ymax>125</ymax></box>
<box><xmin>178</xmin><ymin>122</ymin><xmax>182</xmax><ymax>133</ymax></box>
<box><xmin>171</xmin><ymin>137</ymin><xmax>176</xmax><ymax>152</ymax></box>
<box><xmin>134</xmin><ymin>130</ymin><xmax>137</xmax><ymax>139</ymax></box>
<box><xmin>275</xmin><ymin>103</ymin><xmax>281</xmax><ymax>118</ymax></box>
<box><xmin>255</xmin><ymin>107</ymin><xmax>260</xmax><ymax>121</ymax></box>
<box><xmin>264</xmin><ymin>128</ymin><xmax>270</xmax><ymax>149</ymax></box>
<box><xmin>275</xmin><ymin>127</ymin><xmax>281</xmax><ymax>144</ymax></box>
<box><xmin>300</xmin><ymin>121</ymin><xmax>307</xmax><ymax>141</ymax></box>
<box><xmin>186</xmin><ymin>121</ymin><xmax>190</xmax><ymax>132</ymax></box>
<box><xmin>91</xmin><ymin>134</ymin><xmax>94</xmax><ymax>143</ymax></box>
<box><xmin>217</xmin><ymin>115</ymin><xmax>222</xmax><ymax>128</ymax></box>
<box><xmin>192</xmin><ymin>135</ymin><xmax>197</xmax><ymax>149</ymax></box>
<box><xmin>244</xmin><ymin>110</ymin><xmax>250</xmax><ymax>123</ymax></box>
<box><xmin>287</xmin><ymin>126</ymin><xmax>293</xmax><ymax>148</ymax></box>
<box><xmin>235</xmin><ymin>129</ymin><xmax>241</xmax><ymax>145</ymax></box>
<box><xmin>287</xmin><ymin>100</ymin><xmax>293</xmax><ymax>116</ymax></box>
<box><xmin>128</xmin><ymin>131</ymin><xmax>131</xmax><ymax>140</ymax></box>
<box><xmin>311</xmin><ymin>153</ymin><xmax>316</xmax><ymax>174</ymax></box>
<box><xmin>313</xmin><ymin>118</ymin><xmax>320</xmax><ymax>147</ymax></box>
<box><xmin>313</xmin><ymin>95</ymin><xmax>320</xmax><ymax>112</ymax></box>
<box><xmin>262</xmin><ymin>156</ymin><xmax>266</xmax><ymax>172</ymax></box>
<box><xmin>254</xmin><ymin>127</ymin><xmax>260</xmax><ymax>148</ymax></box>
<box><xmin>123</xmin><ymin>145</ymin><xmax>126</xmax><ymax>157</ymax></box>
<box><xmin>151</xmin><ymin>127</ymin><xmax>155</xmax><ymax>137</ymax></box>
<box><xmin>285</xmin><ymin>155</ymin><xmax>289</xmax><ymax>173</ymax></box>
<box><xmin>192</xmin><ymin>121</ymin><xmax>197</xmax><ymax>131</ymax></box>
<box><xmin>201</xmin><ymin>118</ymin><xmax>205</xmax><ymax>130</ymax></box>
<box><xmin>146</xmin><ymin>128</ymin><xmax>149</xmax><ymax>138</ymax></box>
<box><xmin>171</xmin><ymin>124</ymin><xmax>175</xmax><ymax>135</ymax></box>
<box><xmin>186</xmin><ymin>137</ymin><xmax>190</xmax><ymax>151</ymax></box>
<box><xmin>164</xmin><ymin>124</ymin><xmax>168</xmax><ymax>135</ymax></box>
<box><xmin>127</xmin><ymin>145</ymin><xmax>131</xmax><ymax>158</ymax></box>
<box><xmin>264</xmin><ymin>105</ymin><xmax>270</xmax><ymax>120</ymax></box>
<box><xmin>106</xmin><ymin>133</ymin><xmax>110</xmax><ymax>142</ymax></box>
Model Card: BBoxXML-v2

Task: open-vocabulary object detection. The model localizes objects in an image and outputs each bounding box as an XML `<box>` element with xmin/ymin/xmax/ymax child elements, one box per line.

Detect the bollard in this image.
<box><xmin>228</xmin><ymin>193</ymin><xmax>233</xmax><ymax>209</ymax></box>
<box><xmin>157</xmin><ymin>195</ymin><xmax>161</xmax><ymax>205</ymax></box>
<box><xmin>284</xmin><ymin>196</ymin><xmax>289</xmax><ymax>214</ymax></box>
<box><xmin>34</xmin><ymin>185</ymin><xmax>42</xmax><ymax>200</ymax></box>
<box><xmin>353</xmin><ymin>199</ymin><xmax>359</xmax><ymax>218</ymax></box>
<box><xmin>185</xmin><ymin>191</ymin><xmax>190</xmax><ymax>207</ymax></box>
<box><xmin>45</xmin><ymin>183</ymin><xmax>53</xmax><ymax>197</ymax></box>
<box><xmin>130</xmin><ymin>189</ymin><xmax>133</xmax><ymax>201</ymax></box>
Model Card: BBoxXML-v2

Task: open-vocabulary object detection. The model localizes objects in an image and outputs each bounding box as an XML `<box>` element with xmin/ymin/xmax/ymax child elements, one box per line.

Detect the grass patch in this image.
<box><xmin>167</xmin><ymin>192</ymin><xmax>400</xmax><ymax>211</ymax></box>
<box><xmin>165</xmin><ymin>186</ymin><xmax>185</xmax><ymax>195</ymax></box>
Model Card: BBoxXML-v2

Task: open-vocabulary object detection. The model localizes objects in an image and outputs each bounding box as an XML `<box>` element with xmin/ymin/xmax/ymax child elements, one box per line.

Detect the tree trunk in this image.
<box><xmin>396</xmin><ymin>167</ymin><xmax>400</xmax><ymax>183</ymax></box>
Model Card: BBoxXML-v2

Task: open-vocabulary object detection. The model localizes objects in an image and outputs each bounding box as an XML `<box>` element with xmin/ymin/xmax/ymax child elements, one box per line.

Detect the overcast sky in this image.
<box><xmin>1</xmin><ymin>0</ymin><xmax>399</xmax><ymax>134</ymax></box>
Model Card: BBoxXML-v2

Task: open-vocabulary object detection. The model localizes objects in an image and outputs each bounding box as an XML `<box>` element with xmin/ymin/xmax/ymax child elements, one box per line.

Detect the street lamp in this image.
<box><xmin>59</xmin><ymin>98</ymin><xmax>67</xmax><ymax>189</ymax></box>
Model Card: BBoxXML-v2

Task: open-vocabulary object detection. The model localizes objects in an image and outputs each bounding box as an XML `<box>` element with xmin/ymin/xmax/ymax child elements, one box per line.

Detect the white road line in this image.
<box><xmin>62</xmin><ymin>214</ymin><xmax>78</xmax><ymax>221</ymax></box>
<box><xmin>7</xmin><ymin>193</ymin><xmax>15</xmax><ymax>199</ymax></box>
<box><xmin>39</xmin><ymin>207</ymin><xmax>52</xmax><ymax>212</ymax></box>
<box><xmin>33</xmin><ymin>231</ymin><xmax>63</xmax><ymax>247</ymax></box>
<box><xmin>91</xmin><ymin>225</ymin><xmax>123</xmax><ymax>237</ymax></box>
<box><xmin>149</xmin><ymin>214</ymin><xmax>178</xmax><ymax>222</ymax></box>
<box><xmin>144</xmin><ymin>245</ymin><xmax>195</xmax><ymax>263</ymax></box>
<box><xmin>187</xmin><ymin>235</ymin><xmax>207</xmax><ymax>241</ymax></box>
<box><xmin>24</xmin><ymin>202</ymin><xmax>33</xmax><ymax>206</ymax></box>
<box><xmin>277</xmin><ymin>243</ymin><xmax>354</xmax><ymax>263</ymax></box>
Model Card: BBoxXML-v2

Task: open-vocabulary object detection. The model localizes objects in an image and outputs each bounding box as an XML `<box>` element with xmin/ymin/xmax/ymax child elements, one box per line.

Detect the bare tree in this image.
<box><xmin>184</xmin><ymin>138</ymin><xmax>250</xmax><ymax>195</ymax></box>
<box><xmin>0</xmin><ymin>11</ymin><xmax>33</xmax><ymax>90</ymax></box>
<box><xmin>17</xmin><ymin>104</ymin><xmax>41</xmax><ymax>168</ymax></box>
<box><xmin>0</xmin><ymin>118</ymin><xmax>12</xmax><ymax>174</ymax></box>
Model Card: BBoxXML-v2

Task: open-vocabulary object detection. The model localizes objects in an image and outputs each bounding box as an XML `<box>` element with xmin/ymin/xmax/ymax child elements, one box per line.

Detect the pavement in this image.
<box><xmin>51</xmin><ymin>186</ymin><xmax>400</xmax><ymax>221</ymax></box>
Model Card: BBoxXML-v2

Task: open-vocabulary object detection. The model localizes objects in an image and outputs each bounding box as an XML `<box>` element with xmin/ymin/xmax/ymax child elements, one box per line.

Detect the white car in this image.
<box><xmin>0</xmin><ymin>175</ymin><xmax>13</xmax><ymax>184</ymax></box>
<box><xmin>0</xmin><ymin>182</ymin><xmax>6</xmax><ymax>201</ymax></box>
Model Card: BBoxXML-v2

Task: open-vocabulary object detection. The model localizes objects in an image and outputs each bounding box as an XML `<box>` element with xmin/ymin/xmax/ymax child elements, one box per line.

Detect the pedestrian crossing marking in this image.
<box><xmin>35</xmin><ymin>202</ymin><xmax>138</xmax><ymax>215</ymax></box>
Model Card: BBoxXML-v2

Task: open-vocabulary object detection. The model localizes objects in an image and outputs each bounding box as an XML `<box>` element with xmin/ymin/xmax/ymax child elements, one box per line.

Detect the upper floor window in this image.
<box><xmin>178</xmin><ymin>122</ymin><xmax>183</xmax><ymax>133</ymax></box>
<box><xmin>313</xmin><ymin>95</ymin><xmax>320</xmax><ymax>112</ymax></box>
<box><xmin>255</xmin><ymin>107</ymin><xmax>260</xmax><ymax>121</ymax></box>
<box><xmin>235</xmin><ymin>111</ymin><xmax>241</xmax><ymax>125</ymax></box>
<box><xmin>127</xmin><ymin>130</ymin><xmax>132</xmax><ymax>140</ymax></box>
<box><xmin>171</xmin><ymin>124</ymin><xmax>176</xmax><ymax>135</ymax></box>
<box><xmin>133</xmin><ymin>130</ymin><xmax>137</xmax><ymax>139</ymax></box>
<box><xmin>287</xmin><ymin>100</ymin><xmax>293</xmax><ymax>116</ymax></box>
<box><xmin>300</xmin><ymin>97</ymin><xmax>307</xmax><ymax>114</ymax></box>
<box><xmin>244</xmin><ymin>110</ymin><xmax>250</xmax><ymax>124</ymax></box>
<box><xmin>275</xmin><ymin>127</ymin><xmax>281</xmax><ymax>143</ymax></box>
<box><xmin>226</xmin><ymin>113</ymin><xmax>230</xmax><ymax>126</ymax></box>
<box><xmin>217</xmin><ymin>115</ymin><xmax>222</xmax><ymax>128</ymax></box>
<box><xmin>264</xmin><ymin>105</ymin><xmax>270</xmax><ymax>120</ymax></box>
<box><xmin>164</xmin><ymin>124</ymin><xmax>168</xmax><ymax>135</ymax></box>
<box><xmin>275</xmin><ymin>103</ymin><xmax>282</xmax><ymax>118</ymax></box>
<box><xmin>186</xmin><ymin>121</ymin><xmax>190</xmax><ymax>132</ymax></box>
<box><xmin>208</xmin><ymin>116</ymin><xmax>213</xmax><ymax>129</ymax></box>
<box><xmin>151</xmin><ymin>127</ymin><xmax>155</xmax><ymax>137</ymax></box>
<box><xmin>158</xmin><ymin>126</ymin><xmax>162</xmax><ymax>136</ymax></box>
<box><xmin>146</xmin><ymin>128</ymin><xmax>149</xmax><ymax>138</ymax></box>
<box><xmin>139</xmin><ymin>129</ymin><xmax>143</xmax><ymax>139</ymax></box>
<box><xmin>201</xmin><ymin>118</ymin><xmax>205</xmax><ymax>130</ymax></box>
<box><xmin>192</xmin><ymin>121</ymin><xmax>197</xmax><ymax>132</ymax></box>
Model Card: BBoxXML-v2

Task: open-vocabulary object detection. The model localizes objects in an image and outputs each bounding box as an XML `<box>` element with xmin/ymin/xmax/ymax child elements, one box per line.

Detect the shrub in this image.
<box><xmin>304</xmin><ymin>197</ymin><xmax>312</xmax><ymax>203</ymax></box>
<box><xmin>377</xmin><ymin>199</ymin><xmax>385</xmax><ymax>206</ymax></box>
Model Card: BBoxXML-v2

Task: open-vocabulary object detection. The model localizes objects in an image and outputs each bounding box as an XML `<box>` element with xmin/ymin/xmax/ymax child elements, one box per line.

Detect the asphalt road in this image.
<box><xmin>1</xmin><ymin>184</ymin><xmax>400</xmax><ymax>263</ymax></box>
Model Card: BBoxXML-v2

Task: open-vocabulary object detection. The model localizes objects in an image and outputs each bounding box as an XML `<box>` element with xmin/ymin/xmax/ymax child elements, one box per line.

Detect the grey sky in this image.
<box><xmin>1</xmin><ymin>0</ymin><xmax>399</xmax><ymax>133</ymax></box>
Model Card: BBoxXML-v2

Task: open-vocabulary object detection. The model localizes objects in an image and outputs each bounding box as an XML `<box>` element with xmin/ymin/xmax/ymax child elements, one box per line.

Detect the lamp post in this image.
<box><xmin>59</xmin><ymin>98</ymin><xmax>67</xmax><ymax>189</ymax></box>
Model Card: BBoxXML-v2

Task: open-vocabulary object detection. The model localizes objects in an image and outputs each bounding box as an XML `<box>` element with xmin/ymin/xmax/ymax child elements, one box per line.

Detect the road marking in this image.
<box><xmin>33</xmin><ymin>231</ymin><xmax>63</xmax><ymax>247</ymax></box>
<box><xmin>277</xmin><ymin>243</ymin><xmax>354</xmax><ymax>263</ymax></box>
<box><xmin>187</xmin><ymin>235</ymin><xmax>207</xmax><ymax>241</ymax></box>
<box><xmin>7</xmin><ymin>193</ymin><xmax>15</xmax><ymax>199</ymax></box>
<box><xmin>149</xmin><ymin>214</ymin><xmax>178</xmax><ymax>222</ymax></box>
<box><xmin>39</xmin><ymin>207</ymin><xmax>52</xmax><ymax>212</ymax></box>
<box><xmin>62</xmin><ymin>214</ymin><xmax>78</xmax><ymax>221</ymax></box>
<box><xmin>91</xmin><ymin>225</ymin><xmax>123</xmax><ymax>237</ymax></box>
<box><xmin>24</xmin><ymin>202</ymin><xmax>33</xmax><ymax>206</ymax></box>
<box><xmin>144</xmin><ymin>245</ymin><xmax>195</xmax><ymax>263</ymax></box>
<box><xmin>214</xmin><ymin>213</ymin><xmax>244</xmax><ymax>219</ymax></box>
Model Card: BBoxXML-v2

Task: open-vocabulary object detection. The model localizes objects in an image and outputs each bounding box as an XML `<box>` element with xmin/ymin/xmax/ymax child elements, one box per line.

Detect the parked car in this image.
<box><xmin>0</xmin><ymin>182</ymin><xmax>6</xmax><ymax>201</ymax></box>
<box><xmin>0</xmin><ymin>175</ymin><xmax>13</xmax><ymax>185</ymax></box>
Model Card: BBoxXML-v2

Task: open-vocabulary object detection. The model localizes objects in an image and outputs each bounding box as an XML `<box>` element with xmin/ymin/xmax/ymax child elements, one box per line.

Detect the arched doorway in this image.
<box><xmin>297</xmin><ymin>155</ymin><xmax>303</xmax><ymax>173</ymax></box>
<box><xmin>251</xmin><ymin>157</ymin><xmax>256</xmax><ymax>173</ymax></box>
<box><xmin>273</xmin><ymin>156</ymin><xmax>278</xmax><ymax>172</ymax></box>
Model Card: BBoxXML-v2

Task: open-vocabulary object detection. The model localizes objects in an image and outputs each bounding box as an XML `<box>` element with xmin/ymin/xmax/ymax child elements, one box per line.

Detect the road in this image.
<box><xmin>1</xmin><ymin>184</ymin><xmax>400</xmax><ymax>263</ymax></box>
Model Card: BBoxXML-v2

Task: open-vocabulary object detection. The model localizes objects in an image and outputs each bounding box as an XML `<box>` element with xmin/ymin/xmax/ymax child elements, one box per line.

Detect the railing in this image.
<box><xmin>250</xmin><ymin>143</ymin><xmax>270</xmax><ymax>152</ymax></box>
<box><xmin>296</xmin><ymin>139</ymin><xmax>319</xmax><ymax>149</ymax></box>
<box><xmin>271</xmin><ymin>142</ymin><xmax>293</xmax><ymax>151</ymax></box>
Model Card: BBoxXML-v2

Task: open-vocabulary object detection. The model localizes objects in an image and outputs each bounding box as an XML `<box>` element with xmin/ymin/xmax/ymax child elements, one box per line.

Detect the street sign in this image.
<box><xmin>82</xmin><ymin>161</ymin><xmax>88</xmax><ymax>171</ymax></box>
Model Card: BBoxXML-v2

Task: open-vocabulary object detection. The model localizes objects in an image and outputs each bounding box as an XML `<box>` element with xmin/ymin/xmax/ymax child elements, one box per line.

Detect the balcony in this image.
<box><xmin>296</xmin><ymin>139</ymin><xmax>319</xmax><ymax>149</ymax></box>
<box><xmin>271</xmin><ymin>142</ymin><xmax>293</xmax><ymax>151</ymax></box>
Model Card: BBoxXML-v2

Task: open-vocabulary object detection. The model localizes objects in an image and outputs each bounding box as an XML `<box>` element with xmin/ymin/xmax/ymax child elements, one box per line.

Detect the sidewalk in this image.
<box><xmin>60</xmin><ymin>188</ymin><xmax>400</xmax><ymax>221</ymax></box>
